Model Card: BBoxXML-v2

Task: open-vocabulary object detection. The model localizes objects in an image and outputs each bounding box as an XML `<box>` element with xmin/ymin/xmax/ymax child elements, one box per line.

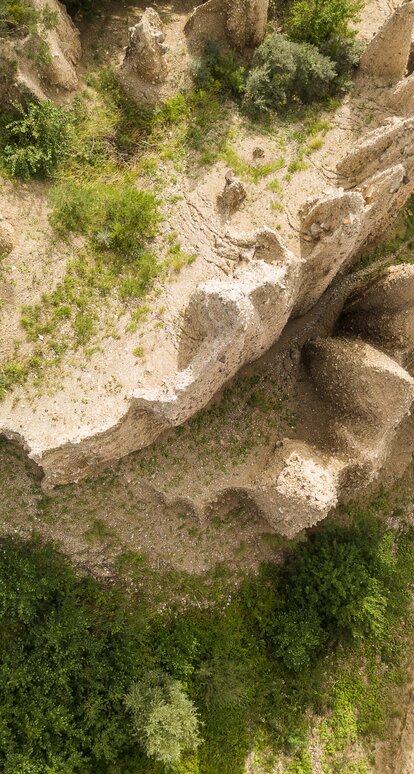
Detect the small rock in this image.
<box><xmin>217</xmin><ymin>178</ymin><xmax>247</xmax><ymax>213</ymax></box>
<box><xmin>309</xmin><ymin>222</ymin><xmax>323</xmax><ymax>238</ymax></box>
<box><xmin>252</xmin><ymin>146</ymin><xmax>265</xmax><ymax>159</ymax></box>
<box><xmin>0</xmin><ymin>220</ymin><xmax>15</xmax><ymax>258</ymax></box>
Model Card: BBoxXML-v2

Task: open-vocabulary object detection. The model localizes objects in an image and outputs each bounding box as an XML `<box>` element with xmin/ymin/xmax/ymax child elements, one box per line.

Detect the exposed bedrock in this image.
<box><xmin>210</xmin><ymin>328</ymin><xmax>414</xmax><ymax>537</ymax></box>
<box><xmin>184</xmin><ymin>0</ymin><xmax>269</xmax><ymax>51</ymax></box>
<box><xmin>336</xmin><ymin>116</ymin><xmax>414</xmax><ymax>187</ymax></box>
<box><xmin>304</xmin><ymin>337</ymin><xmax>414</xmax><ymax>476</ymax></box>
<box><xmin>5</xmin><ymin>3</ymin><xmax>414</xmax><ymax>505</ymax></box>
<box><xmin>6</xmin><ymin>104</ymin><xmax>414</xmax><ymax>491</ymax></box>
<box><xmin>339</xmin><ymin>265</ymin><xmax>414</xmax><ymax>365</ymax></box>
<box><xmin>244</xmin><ymin>443</ymin><xmax>346</xmax><ymax>538</ymax></box>
<box><xmin>117</xmin><ymin>8</ymin><xmax>168</xmax><ymax>103</ymax></box>
<box><xmin>359</xmin><ymin>0</ymin><xmax>414</xmax><ymax>81</ymax></box>
<box><xmin>390</xmin><ymin>73</ymin><xmax>414</xmax><ymax>115</ymax></box>
<box><xmin>0</xmin><ymin>0</ymin><xmax>81</xmax><ymax>106</ymax></box>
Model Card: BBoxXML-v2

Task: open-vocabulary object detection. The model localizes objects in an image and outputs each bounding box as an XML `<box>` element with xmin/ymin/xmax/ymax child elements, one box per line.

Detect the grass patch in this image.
<box><xmin>220</xmin><ymin>142</ymin><xmax>285</xmax><ymax>183</ymax></box>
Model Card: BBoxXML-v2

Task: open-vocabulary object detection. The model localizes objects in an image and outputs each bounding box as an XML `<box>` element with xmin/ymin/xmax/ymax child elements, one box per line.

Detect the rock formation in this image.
<box><xmin>359</xmin><ymin>0</ymin><xmax>414</xmax><ymax>81</ymax></box>
<box><xmin>117</xmin><ymin>8</ymin><xmax>168</xmax><ymax>102</ymax></box>
<box><xmin>390</xmin><ymin>73</ymin><xmax>414</xmax><ymax>115</ymax></box>
<box><xmin>340</xmin><ymin>264</ymin><xmax>414</xmax><ymax>364</ymax></box>
<box><xmin>0</xmin><ymin>0</ymin><xmax>81</xmax><ymax>107</ymax></box>
<box><xmin>184</xmin><ymin>0</ymin><xmax>269</xmax><ymax>51</ymax></box>
<box><xmin>3</xmin><ymin>0</ymin><xmax>414</xmax><ymax>541</ymax></box>
<box><xmin>0</xmin><ymin>220</ymin><xmax>14</xmax><ymax>258</ymax></box>
<box><xmin>217</xmin><ymin>173</ymin><xmax>247</xmax><ymax>213</ymax></box>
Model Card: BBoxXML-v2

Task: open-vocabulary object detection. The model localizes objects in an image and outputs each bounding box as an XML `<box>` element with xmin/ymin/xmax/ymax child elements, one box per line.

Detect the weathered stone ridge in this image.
<box><xmin>184</xmin><ymin>0</ymin><xmax>269</xmax><ymax>51</ymax></box>
<box><xmin>0</xmin><ymin>0</ymin><xmax>81</xmax><ymax>106</ymax></box>
<box><xmin>2</xmin><ymin>1</ymin><xmax>414</xmax><ymax>540</ymax></box>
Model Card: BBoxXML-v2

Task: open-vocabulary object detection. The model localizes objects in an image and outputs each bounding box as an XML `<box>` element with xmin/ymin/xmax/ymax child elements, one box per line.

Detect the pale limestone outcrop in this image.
<box><xmin>4</xmin><ymin>2</ymin><xmax>414</xmax><ymax>522</ymax></box>
<box><xmin>390</xmin><ymin>73</ymin><xmax>414</xmax><ymax>115</ymax></box>
<box><xmin>337</xmin><ymin>116</ymin><xmax>414</xmax><ymax>186</ymax></box>
<box><xmin>294</xmin><ymin>190</ymin><xmax>365</xmax><ymax>314</ymax></box>
<box><xmin>217</xmin><ymin>175</ymin><xmax>247</xmax><ymax>213</ymax></box>
<box><xmin>0</xmin><ymin>0</ymin><xmax>81</xmax><ymax>106</ymax></box>
<box><xmin>31</xmin><ymin>247</ymin><xmax>301</xmax><ymax>488</ymax></box>
<box><xmin>117</xmin><ymin>8</ymin><xmax>168</xmax><ymax>102</ymax></box>
<box><xmin>359</xmin><ymin>1</ymin><xmax>414</xmax><ymax>81</ymax></box>
<box><xmin>305</xmin><ymin>336</ymin><xmax>414</xmax><ymax>480</ymax></box>
<box><xmin>184</xmin><ymin>0</ymin><xmax>268</xmax><ymax>51</ymax></box>
<box><xmin>247</xmin><ymin>443</ymin><xmax>345</xmax><ymax>537</ymax></box>
<box><xmin>340</xmin><ymin>264</ymin><xmax>414</xmax><ymax>364</ymax></box>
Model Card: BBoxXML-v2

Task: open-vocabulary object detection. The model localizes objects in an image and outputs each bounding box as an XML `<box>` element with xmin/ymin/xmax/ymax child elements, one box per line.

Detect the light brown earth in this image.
<box><xmin>3</xmin><ymin>0</ymin><xmax>414</xmax><ymax>510</ymax></box>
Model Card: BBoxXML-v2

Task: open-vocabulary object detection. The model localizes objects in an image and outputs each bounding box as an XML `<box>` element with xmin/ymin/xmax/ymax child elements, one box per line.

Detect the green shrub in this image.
<box><xmin>94</xmin><ymin>186</ymin><xmax>159</xmax><ymax>258</ymax></box>
<box><xmin>244</xmin><ymin>33</ymin><xmax>336</xmax><ymax>114</ymax></box>
<box><xmin>319</xmin><ymin>34</ymin><xmax>363</xmax><ymax>90</ymax></box>
<box><xmin>125</xmin><ymin>670</ymin><xmax>200</xmax><ymax>766</ymax></box>
<box><xmin>50</xmin><ymin>182</ymin><xmax>159</xmax><ymax>264</ymax></box>
<box><xmin>190</xmin><ymin>40</ymin><xmax>246</xmax><ymax>98</ymax></box>
<box><xmin>1</xmin><ymin>101</ymin><xmax>71</xmax><ymax>179</ymax></box>
<box><xmin>0</xmin><ymin>501</ymin><xmax>412</xmax><ymax>774</ymax></box>
<box><xmin>286</xmin><ymin>0</ymin><xmax>362</xmax><ymax>47</ymax></box>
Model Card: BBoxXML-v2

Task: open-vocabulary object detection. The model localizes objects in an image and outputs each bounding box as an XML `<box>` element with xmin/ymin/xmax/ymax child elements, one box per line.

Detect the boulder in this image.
<box><xmin>217</xmin><ymin>175</ymin><xmax>247</xmax><ymax>213</ymax></box>
<box><xmin>390</xmin><ymin>73</ymin><xmax>414</xmax><ymax>115</ymax></box>
<box><xmin>123</xmin><ymin>9</ymin><xmax>167</xmax><ymax>83</ymax></box>
<box><xmin>117</xmin><ymin>8</ymin><xmax>168</xmax><ymax>103</ymax></box>
<box><xmin>340</xmin><ymin>264</ymin><xmax>414</xmax><ymax>365</ymax></box>
<box><xmin>185</xmin><ymin>0</ymin><xmax>268</xmax><ymax>51</ymax></box>
<box><xmin>359</xmin><ymin>1</ymin><xmax>414</xmax><ymax>81</ymax></box>
<box><xmin>250</xmin><ymin>443</ymin><xmax>344</xmax><ymax>537</ymax></box>
<box><xmin>0</xmin><ymin>220</ymin><xmax>15</xmax><ymax>258</ymax></box>
<box><xmin>304</xmin><ymin>336</ymin><xmax>414</xmax><ymax>478</ymax></box>
<box><xmin>337</xmin><ymin>116</ymin><xmax>414</xmax><ymax>186</ymax></box>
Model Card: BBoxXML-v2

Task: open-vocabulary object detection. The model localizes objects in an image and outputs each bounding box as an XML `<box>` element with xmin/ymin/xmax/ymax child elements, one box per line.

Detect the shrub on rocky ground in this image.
<box><xmin>244</xmin><ymin>33</ymin><xmax>337</xmax><ymax>114</ymax></box>
<box><xmin>190</xmin><ymin>40</ymin><xmax>246</xmax><ymax>98</ymax></box>
<box><xmin>1</xmin><ymin>100</ymin><xmax>72</xmax><ymax>179</ymax></box>
<box><xmin>286</xmin><ymin>0</ymin><xmax>363</xmax><ymax>48</ymax></box>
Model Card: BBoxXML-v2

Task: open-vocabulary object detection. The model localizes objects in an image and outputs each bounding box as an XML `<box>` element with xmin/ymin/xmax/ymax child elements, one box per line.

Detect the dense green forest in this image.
<box><xmin>1</xmin><ymin>492</ymin><xmax>414</xmax><ymax>773</ymax></box>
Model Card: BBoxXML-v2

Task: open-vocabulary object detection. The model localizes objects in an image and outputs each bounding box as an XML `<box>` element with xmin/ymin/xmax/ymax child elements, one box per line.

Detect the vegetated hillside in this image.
<box><xmin>1</xmin><ymin>476</ymin><xmax>414</xmax><ymax>774</ymax></box>
<box><xmin>2</xmin><ymin>0</ymin><xmax>414</xmax><ymax>772</ymax></box>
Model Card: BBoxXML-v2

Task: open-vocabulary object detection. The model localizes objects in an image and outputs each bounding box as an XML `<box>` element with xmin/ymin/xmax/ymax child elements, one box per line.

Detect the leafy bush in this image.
<box><xmin>319</xmin><ymin>34</ymin><xmax>363</xmax><ymax>90</ymax></box>
<box><xmin>190</xmin><ymin>40</ymin><xmax>246</xmax><ymax>98</ymax></box>
<box><xmin>244</xmin><ymin>33</ymin><xmax>336</xmax><ymax>114</ymax></box>
<box><xmin>0</xmin><ymin>536</ymin><xmax>145</xmax><ymax>772</ymax></box>
<box><xmin>268</xmin><ymin>516</ymin><xmax>412</xmax><ymax>671</ymax></box>
<box><xmin>286</xmin><ymin>0</ymin><xmax>362</xmax><ymax>48</ymax></box>
<box><xmin>125</xmin><ymin>671</ymin><xmax>200</xmax><ymax>766</ymax></box>
<box><xmin>1</xmin><ymin>101</ymin><xmax>71</xmax><ymax>179</ymax></box>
